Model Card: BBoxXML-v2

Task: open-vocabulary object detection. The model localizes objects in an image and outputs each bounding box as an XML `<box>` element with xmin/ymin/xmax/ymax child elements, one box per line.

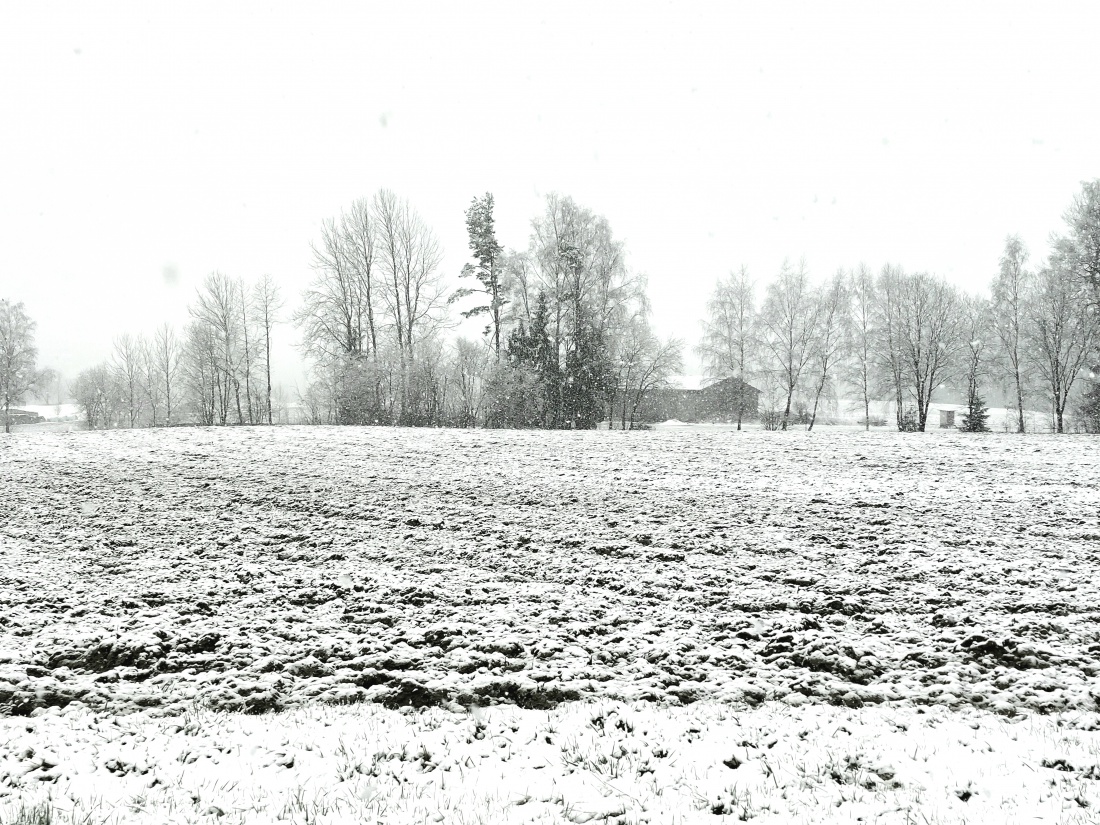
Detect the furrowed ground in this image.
<box><xmin>1</xmin><ymin>426</ymin><xmax>1099</xmax><ymax>823</ymax></box>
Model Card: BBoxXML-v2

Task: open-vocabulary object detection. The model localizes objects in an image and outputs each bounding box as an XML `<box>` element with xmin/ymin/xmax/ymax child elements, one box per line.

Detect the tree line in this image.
<box><xmin>1</xmin><ymin>181</ymin><xmax>1097</xmax><ymax>434</ymax></box>
<box><xmin>698</xmin><ymin>181</ymin><xmax>1099</xmax><ymax>433</ymax></box>
<box><xmin>64</xmin><ymin>273</ymin><xmax>284</xmax><ymax>430</ymax></box>
<box><xmin>292</xmin><ymin>191</ymin><xmax>683</xmax><ymax>429</ymax></box>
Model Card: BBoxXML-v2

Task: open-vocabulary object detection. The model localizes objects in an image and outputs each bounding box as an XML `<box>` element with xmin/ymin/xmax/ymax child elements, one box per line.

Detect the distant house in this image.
<box><xmin>635</xmin><ymin>376</ymin><xmax>760</xmax><ymax>424</ymax></box>
<box><xmin>2</xmin><ymin>408</ymin><xmax>45</xmax><ymax>426</ymax></box>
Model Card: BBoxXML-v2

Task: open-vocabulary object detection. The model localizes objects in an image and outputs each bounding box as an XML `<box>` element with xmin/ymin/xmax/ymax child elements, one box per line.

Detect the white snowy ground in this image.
<box><xmin>15</xmin><ymin>405</ymin><xmax>83</xmax><ymax>422</ymax></box>
<box><xmin>1</xmin><ymin>426</ymin><xmax>1099</xmax><ymax>823</ymax></box>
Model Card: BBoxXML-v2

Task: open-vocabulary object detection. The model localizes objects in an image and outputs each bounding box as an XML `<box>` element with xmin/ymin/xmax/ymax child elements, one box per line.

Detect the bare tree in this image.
<box><xmin>112</xmin><ymin>333</ymin><xmax>146</xmax><ymax>428</ymax></box>
<box><xmin>621</xmin><ymin>321</ymin><xmax>682</xmax><ymax>430</ymax></box>
<box><xmin>0</xmin><ymin>299</ymin><xmax>41</xmax><ymax>433</ymax></box>
<box><xmin>895</xmin><ymin>272</ymin><xmax>964</xmax><ymax>432</ymax></box>
<box><xmin>847</xmin><ymin>264</ymin><xmax>876</xmax><ymax>429</ymax></box>
<box><xmin>181</xmin><ymin>320</ymin><xmax>220</xmax><ymax>426</ymax></box>
<box><xmin>295</xmin><ymin>203</ymin><xmax>389</xmax><ymax>423</ymax></box>
<box><xmin>992</xmin><ymin>235</ymin><xmax>1034</xmax><ymax>432</ymax></box>
<box><xmin>504</xmin><ymin>250</ymin><xmax>537</xmax><ymax>324</ymax></box>
<box><xmin>759</xmin><ymin>259</ymin><xmax>818</xmax><ymax>430</ymax></box>
<box><xmin>342</xmin><ymin>198</ymin><xmax>381</xmax><ymax>356</ymax></box>
<box><xmin>874</xmin><ymin>264</ymin><xmax>909</xmax><ymax>430</ymax></box>
<box><xmin>375</xmin><ymin>190</ymin><xmax>448</xmax><ymax>355</ymax></box>
<box><xmin>140</xmin><ymin>336</ymin><xmax>163</xmax><ymax>426</ymax></box>
<box><xmin>152</xmin><ymin>323</ymin><xmax>180</xmax><ymax>426</ymax></box>
<box><xmin>449</xmin><ymin>337</ymin><xmax>490</xmax><ymax>427</ymax></box>
<box><xmin>806</xmin><ymin>270</ymin><xmax>849</xmax><ymax>430</ymax></box>
<box><xmin>296</xmin><ymin>215</ymin><xmax>373</xmax><ymax>361</ymax></box>
<box><xmin>189</xmin><ymin>272</ymin><xmax>246</xmax><ymax>424</ymax></box>
<box><xmin>71</xmin><ymin>363</ymin><xmax>120</xmax><ymax>430</ymax></box>
<box><xmin>253</xmin><ymin>274</ymin><xmax>284</xmax><ymax>424</ymax></box>
<box><xmin>1029</xmin><ymin>243</ymin><xmax>1096</xmax><ymax>433</ymax></box>
<box><xmin>697</xmin><ymin>266</ymin><xmax>756</xmax><ymax>430</ymax></box>
<box><xmin>1062</xmin><ymin>179</ymin><xmax>1100</xmax><ymax>304</ymax></box>
<box><xmin>237</xmin><ymin>279</ymin><xmax>257</xmax><ymax>423</ymax></box>
<box><xmin>374</xmin><ymin>189</ymin><xmax>448</xmax><ymax>422</ymax></box>
<box><xmin>271</xmin><ymin>384</ymin><xmax>290</xmax><ymax>424</ymax></box>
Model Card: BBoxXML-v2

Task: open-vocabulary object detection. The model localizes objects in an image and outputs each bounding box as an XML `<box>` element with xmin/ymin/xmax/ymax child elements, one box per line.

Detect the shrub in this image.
<box><xmin>899</xmin><ymin>407</ymin><xmax>920</xmax><ymax>432</ymax></box>
<box><xmin>1078</xmin><ymin>381</ymin><xmax>1100</xmax><ymax>434</ymax></box>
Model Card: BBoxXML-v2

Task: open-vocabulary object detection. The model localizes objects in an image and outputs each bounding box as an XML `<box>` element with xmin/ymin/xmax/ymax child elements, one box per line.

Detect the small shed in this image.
<box><xmin>939</xmin><ymin>409</ymin><xmax>956</xmax><ymax>429</ymax></box>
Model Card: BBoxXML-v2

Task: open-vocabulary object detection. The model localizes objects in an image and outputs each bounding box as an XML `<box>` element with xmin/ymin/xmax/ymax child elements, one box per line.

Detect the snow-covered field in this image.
<box><xmin>1</xmin><ymin>426</ymin><xmax>1099</xmax><ymax>823</ymax></box>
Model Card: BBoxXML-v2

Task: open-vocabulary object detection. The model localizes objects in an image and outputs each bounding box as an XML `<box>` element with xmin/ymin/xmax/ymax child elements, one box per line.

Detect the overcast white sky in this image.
<box><xmin>2</xmin><ymin>1</ymin><xmax>1098</xmax><ymax>391</ymax></box>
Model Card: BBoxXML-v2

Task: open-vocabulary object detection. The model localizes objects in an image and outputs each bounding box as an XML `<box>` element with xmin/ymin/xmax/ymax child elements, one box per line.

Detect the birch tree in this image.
<box><xmin>991</xmin><ymin>235</ymin><xmax>1033</xmax><ymax>432</ymax></box>
<box><xmin>374</xmin><ymin>189</ymin><xmax>448</xmax><ymax>422</ymax></box>
<box><xmin>615</xmin><ymin>309</ymin><xmax>682</xmax><ymax>429</ymax></box>
<box><xmin>874</xmin><ymin>265</ymin><xmax>909</xmax><ymax>430</ymax></box>
<box><xmin>187</xmin><ymin>273</ymin><xmax>245</xmax><ymax>425</ymax></box>
<box><xmin>697</xmin><ymin>266</ymin><xmax>756</xmax><ymax>429</ymax></box>
<box><xmin>1029</xmin><ymin>243</ymin><xmax>1096</xmax><ymax>433</ymax></box>
<box><xmin>895</xmin><ymin>272</ymin><xmax>964</xmax><ymax>432</ymax></box>
<box><xmin>759</xmin><ymin>259</ymin><xmax>818</xmax><ymax>430</ymax></box>
<box><xmin>71</xmin><ymin>363</ymin><xmax>119</xmax><ymax>430</ymax></box>
<box><xmin>296</xmin><ymin>215</ymin><xmax>373</xmax><ymax>361</ymax></box>
<box><xmin>140</xmin><ymin>336</ymin><xmax>164</xmax><ymax>427</ymax></box>
<box><xmin>112</xmin><ymin>333</ymin><xmax>146</xmax><ymax>428</ymax></box>
<box><xmin>1062</xmin><ymin>179</ymin><xmax>1100</xmax><ymax>304</ymax></box>
<box><xmin>0</xmin><ymin>300</ymin><xmax>40</xmax><ymax>433</ymax></box>
<box><xmin>253</xmin><ymin>274</ymin><xmax>283</xmax><ymax>425</ymax></box>
<box><xmin>847</xmin><ymin>264</ymin><xmax>876</xmax><ymax>429</ymax></box>
<box><xmin>152</xmin><ymin>323</ymin><xmax>180</xmax><ymax>426</ymax></box>
<box><xmin>525</xmin><ymin>194</ymin><xmax>637</xmax><ymax>428</ymax></box>
<box><xmin>806</xmin><ymin>270</ymin><xmax>848</xmax><ymax>430</ymax></box>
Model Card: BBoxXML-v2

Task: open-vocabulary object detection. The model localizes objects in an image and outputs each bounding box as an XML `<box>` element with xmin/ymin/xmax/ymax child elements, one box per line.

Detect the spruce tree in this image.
<box><xmin>960</xmin><ymin>388</ymin><xmax>991</xmax><ymax>432</ymax></box>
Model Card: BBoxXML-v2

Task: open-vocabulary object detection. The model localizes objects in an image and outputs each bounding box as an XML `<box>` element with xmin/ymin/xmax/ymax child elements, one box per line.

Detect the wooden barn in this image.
<box><xmin>635</xmin><ymin>376</ymin><xmax>760</xmax><ymax>424</ymax></box>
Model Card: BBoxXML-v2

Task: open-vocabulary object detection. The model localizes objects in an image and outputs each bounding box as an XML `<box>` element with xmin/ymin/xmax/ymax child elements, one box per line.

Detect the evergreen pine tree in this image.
<box><xmin>1078</xmin><ymin>380</ymin><xmax>1100</xmax><ymax>433</ymax></box>
<box><xmin>960</xmin><ymin>388</ymin><xmax>991</xmax><ymax>432</ymax></box>
<box><xmin>455</xmin><ymin>193</ymin><xmax>507</xmax><ymax>354</ymax></box>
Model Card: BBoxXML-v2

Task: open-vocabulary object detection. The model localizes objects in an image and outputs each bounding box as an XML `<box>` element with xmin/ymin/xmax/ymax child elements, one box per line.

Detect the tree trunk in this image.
<box><xmin>4</xmin><ymin>401</ymin><xmax>9</xmax><ymax>434</ymax></box>
<box><xmin>234</xmin><ymin>377</ymin><xmax>244</xmax><ymax>425</ymax></box>
<box><xmin>808</xmin><ymin>372</ymin><xmax>826</xmax><ymax>431</ymax></box>
<box><xmin>1014</xmin><ymin>367</ymin><xmax>1025</xmax><ymax>433</ymax></box>
<box><xmin>781</xmin><ymin>389</ymin><xmax>793</xmax><ymax>431</ymax></box>
<box><xmin>864</xmin><ymin>392</ymin><xmax>870</xmax><ymax>432</ymax></box>
<box><xmin>265</xmin><ymin>325</ymin><xmax>273</xmax><ymax>425</ymax></box>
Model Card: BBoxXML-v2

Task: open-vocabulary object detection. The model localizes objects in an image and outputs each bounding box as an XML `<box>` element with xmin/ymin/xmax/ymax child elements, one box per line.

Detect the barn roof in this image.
<box><xmin>667</xmin><ymin>374</ymin><xmax>708</xmax><ymax>391</ymax></box>
<box><xmin>666</xmin><ymin>375</ymin><xmax>760</xmax><ymax>394</ymax></box>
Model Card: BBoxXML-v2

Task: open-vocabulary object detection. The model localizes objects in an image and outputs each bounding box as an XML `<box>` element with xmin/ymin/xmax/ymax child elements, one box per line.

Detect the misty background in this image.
<box><xmin>2</xmin><ymin>1</ymin><xmax>1099</xmax><ymax>425</ymax></box>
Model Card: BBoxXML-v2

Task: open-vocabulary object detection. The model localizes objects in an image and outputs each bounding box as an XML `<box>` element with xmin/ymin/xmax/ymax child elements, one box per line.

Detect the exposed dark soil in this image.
<box><xmin>2</xmin><ymin>426</ymin><xmax>1098</xmax><ymax>719</ymax></box>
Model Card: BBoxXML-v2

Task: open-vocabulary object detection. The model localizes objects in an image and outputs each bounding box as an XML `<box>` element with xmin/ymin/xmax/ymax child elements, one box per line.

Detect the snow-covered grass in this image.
<box><xmin>2</xmin><ymin>700</ymin><xmax>1098</xmax><ymax>823</ymax></box>
<box><xmin>1</xmin><ymin>426</ymin><xmax>1099</xmax><ymax>822</ymax></box>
